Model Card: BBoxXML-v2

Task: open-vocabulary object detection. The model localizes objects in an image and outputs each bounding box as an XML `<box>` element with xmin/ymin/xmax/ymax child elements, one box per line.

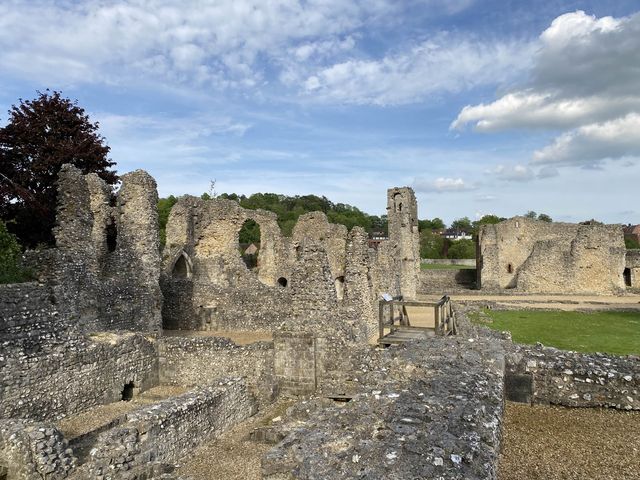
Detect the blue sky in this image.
<box><xmin>1</xmin><ymin>1</ymin><xmax>639</xmax><ymax>224</ymax></box>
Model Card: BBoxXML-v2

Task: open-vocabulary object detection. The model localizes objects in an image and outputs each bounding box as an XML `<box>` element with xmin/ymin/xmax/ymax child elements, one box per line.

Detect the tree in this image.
<box><xmin>419</xmin><ymin>218</ymin><xmax>445</xmax><ymax>231</ymax></box>
<box><xmin>447</xmin><ymin>238</ymin><xmax>476</xmax><ymax>259</ymax></box>
<box><xmin>157</xmin><ymin>195</ymin><xmax>178</xmax><ymax>247</ymax></box>
<box><xmin>451</xmin><ymin>217</ymin><xmax>472</xmax><ymax>232</ymax></box>
<box><xmin>420</xmin><ymin>230</ymin><xmax>445</xmax><ymax>259</ymax></box>
<box><xmin>0</xmin><ymin>90</ymin><xmax>116</xmax><ymax>247</ymax></box>
<box><xmin>0</xmin><ymin>220</ymin><xmax>31</xmax><ymax>283</ymax></box>
<box><xmin>537</xmin><ymin>213</ymin><xmax>553</xmax><ymax>222</ymax></box>
<box><xmin>524</xmin><ymin>211</ymin><xmax>537</xmax><ymax>219</ymax></box>
<box><xmin>625</xmin><ymin>236</ymin><xmax>640</xmax><ymax>249</ymax></box>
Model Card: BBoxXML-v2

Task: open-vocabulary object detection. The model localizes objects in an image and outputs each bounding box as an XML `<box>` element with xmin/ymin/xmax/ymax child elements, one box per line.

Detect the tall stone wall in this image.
<box><xmin>386</xmin><ymin>187</ymin><xmax>420</xmax><ymax>299</ymax></box>
<box><xmin>51</xmin><ymin>165</ymin><xmax>163</xmax><ymax>333</ymax></box>
<box><xmin>477</xmin><ymin>217</ymin><xmax>626</xmax><ymax>294</ymax></box>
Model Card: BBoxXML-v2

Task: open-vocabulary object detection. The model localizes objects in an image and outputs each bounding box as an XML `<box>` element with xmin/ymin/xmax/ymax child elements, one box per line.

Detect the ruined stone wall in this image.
<box><xmin>477</xmin><ymin>217</ymin><xmax>626</xmax><ymax>294</ymax></box>
<box><xmin>626</xmin><ymin>249</ymin><xmax>640</xmax><ymax>288</ymax></box>
<box><xmin>80</xmin><ymin>379</ymin><xmax>257</xmax><ymax>478</ymax></box>
<box><xmin>505</xmin><ymin>344</ymin><xmax>639</xmax><ymax>410</ymax></box>
<box><xmin>158</xmin><ymin>336</ymin><xmax>277</xmax><ymax>405</ymax></box>
<box><xmin>418</xmin><ymin>269</ymin><xmax>476</xmax><ymax>293</ymax></box>
<box><xmin>385</xmin><ymin>187</ymin><xmax>420</xmax><ymax>299</ymax></box>
<box><xmin>50</xmin><ymin>165</ymin><xmax>163</xmax><ymax>333</ymax></box>
<box><xmin>0</xmin><ymin>419</ymin><xmax>76</xmax><ymax>479</ymax></box>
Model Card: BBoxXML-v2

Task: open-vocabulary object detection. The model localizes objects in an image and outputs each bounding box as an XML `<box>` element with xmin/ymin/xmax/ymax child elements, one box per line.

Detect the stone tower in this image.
<box><xmin>387</xmin><ymin>187</ymin><xmax>420</xmax><ymax>299</ymax></box>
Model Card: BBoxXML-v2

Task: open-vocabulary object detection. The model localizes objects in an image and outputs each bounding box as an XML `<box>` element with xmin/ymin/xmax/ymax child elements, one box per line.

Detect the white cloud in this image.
<box><xmin>452</xmin><ymin>10</ymin><xmax>640</xmax><ymax>166</ymax></box>
<box><xmin>532</xmin><ymin>113</ymin><xmax>640</xmax><ymax>166</ymax></box>
<box><xmin>302</xmin><ymin>36</ymin><xmax>532</xmax><ymax>105</ymax></box>
<box><xmin>413</xmin><ymin>177</ymin><xmax>474</xmax><ymax>193</ymax></box>
<box><xmin>486</xmin><ymin>164</ymin><xmax>535</xmax><ymax>182</ymax></box>
<box><xmin>0</xmin><ymin>0</ymin><xmax>393</xmax><ymax>89</ymax></box>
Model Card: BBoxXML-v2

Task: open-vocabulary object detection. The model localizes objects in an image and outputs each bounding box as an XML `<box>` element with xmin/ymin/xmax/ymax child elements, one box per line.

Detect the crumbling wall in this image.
<box><xmin>505</xmin><ymin>345</ymin><xmax>639</xmax><ymax>410</ymax></box>
<box><xmin>384</xmin><ymin>187</ymin><xmax>420</xmax><ymax>299</ymax></box>
<box><xmin>0</xmin><ymin>419</ymin><xmax>76</xmax><ymax>479</ymax></box>
<box><xmin>50</xmin><ymin>165</ymin><xmax>163</xmax><ymax>333</ymax></box>
<box><xmin>80</xmin><ymin>379</ymin><xmax>257</xmax><ymax>478</ymax></box>
<box><xmin>158</xmin><ymin>335</ymin><xmax>277</xmax><ymax>405</ymax></box>
<box><xmin>477</xmin><ymin>217</ymin><xmax>626</xmax><ymax>294</ymax></box>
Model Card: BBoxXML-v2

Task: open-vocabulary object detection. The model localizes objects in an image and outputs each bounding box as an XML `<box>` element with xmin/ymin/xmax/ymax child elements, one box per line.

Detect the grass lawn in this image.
<box><xmin>472</xmin><ymin>309</ymin><xmax>640</xmax><ymax>355</ymax></box>
<box><xmin>420</xmin><ymin>263</ymin><xmax>476</xmax><ymax>270</ymax></box>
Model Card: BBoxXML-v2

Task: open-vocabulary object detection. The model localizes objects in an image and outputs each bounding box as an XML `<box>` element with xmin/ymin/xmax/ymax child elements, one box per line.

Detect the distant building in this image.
<box><xmin>368</xmin><ymin>231</ymin><xmax>388</xmax><ymax>249</ymax></box>
<box><xmin>244</xmin><ymin>243</ymin><xmax>259</xmax><ymax>255</ymax></box>
<box><xmin>441</xmin><ymin>229</ymin><xmax>472</xmax><ymax>241</ymax></box>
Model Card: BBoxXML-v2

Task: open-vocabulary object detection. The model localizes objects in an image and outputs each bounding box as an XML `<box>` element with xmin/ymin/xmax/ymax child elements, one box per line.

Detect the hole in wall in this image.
<box><xmin>507</xmin><ymin>263</ymin><xmax>513</xmax><ymax>274</ymax></box>
<box><xmin>277</xmin><ymin>277</ymin><xmax>288</xmax><ymax>288</ymax></box>
<box><xmin>623</xmin><ymin>268</ymin><xmax>632</xmax><ymax>287</ymax></box>
<box><xmin>335</xmin><ymin>276</ymin><xmax>345</xmax><ymax>301</ymax></box>
<box><xmin>172</xmin><ymin>253</ymin><xmax>191</xmax><ymax>279</ymax></box>
<box><xmin>0</xmin><ymin>464</ymin><xmax>7</xmax><ymax>480</ymax></box>
<box><xmin>239</xmin><ymin>219</ymin><xmax>260</xmax><ymax>270</ymax></box>
<box><xmin>121</xmin><ymin>381</ymin><xmax>135</xmax><ymax>401</ymax></box>
<box><xmin>393</xmin><ymin>192</ymin><xmax>402</xmax><ymax>212</ymax></box>
<box><xmin>106</xmin><ymin>218</ymin><xmax>117</xmax><ymax>252</ymax></box>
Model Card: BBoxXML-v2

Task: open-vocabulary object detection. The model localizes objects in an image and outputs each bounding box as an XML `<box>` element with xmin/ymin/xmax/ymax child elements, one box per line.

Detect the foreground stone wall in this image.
<box><xmin>80</xmin><ymin>379</ymin><xmax>257</xmax><ymax>478</ymax></box>
<box><xmin>506</xmin><ymin>344</ymin><xmax>639</xmax><ymax>410</ymax></box>
<box><xmin>477</xmin><ymin>217</ymin><xmax>626</xmax><ymax>294</ymax></box>
<box><xmin>264</xmin><ymin>334</ymin><xmax>505</xmax><ymax>479</ymax></box>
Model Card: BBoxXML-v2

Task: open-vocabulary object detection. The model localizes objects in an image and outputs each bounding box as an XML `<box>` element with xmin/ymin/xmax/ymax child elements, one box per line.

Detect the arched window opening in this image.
<box><xmin>294</xmin><ymin>244</ymin><xmax>301</xmax><ymax>261</ymax></box>
<box><xmin>277</xmin><ymin>277</ymin><xmax>288</xmax><ymax>288</ymax></box>
<box><xmin>335</xmin><ymin>276</ymin><xmax>345</xmax><ymax>301</ymax></box>
<box><xmin>121</xmin><ymin>381</ymin><xmax>135</xmax><ymax>401</ymax></box>
<box><xmin>393</xmin><ymin>192</ymin><xmax>402</xmax><ymax>212</ymax></box>
<box><xmin>173</xmin><ymin>253</ymin><xmax>190</xmax><ymax>279</ymax></box>
<box><xmin>106</xmin><ymin>218</ymin><xmax>117</xmax><ymax>252</ymax></box>
<box><xmin>623</xmin><ymin>268</ymin><xmax>632</xmax><ymax>287</ymax></box>
<box><xmin>507</xmin><ymin>263</ymin><xmax>513</xmax><ymax>274</ymax></box>
<box><xmin>239</xmin><ymin>219</ymin><xmax>260</xmax><ymax>270</ymax></box>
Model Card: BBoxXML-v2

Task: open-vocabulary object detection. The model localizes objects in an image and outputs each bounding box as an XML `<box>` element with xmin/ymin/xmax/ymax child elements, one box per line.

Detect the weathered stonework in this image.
<box><xmin>626</xmin><ymin>249</ymin><xmax>640</xmax><ymax>288</ymax></box>
<box><xmin>477</xmin><ymin>217</ymin><xmax>627</xmax><ymax>294</ymax></box>
<box><xmin>418</xmin><ymin>268</ymin><xmax>476</xmax><ymax>293</ymax></box>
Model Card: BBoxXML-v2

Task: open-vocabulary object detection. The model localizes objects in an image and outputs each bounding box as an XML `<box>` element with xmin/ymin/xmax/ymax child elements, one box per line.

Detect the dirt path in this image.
<box><xmin>499</xmin><ymin>402</ymin><xmax>640</xmax><ymax>480</ymax></box>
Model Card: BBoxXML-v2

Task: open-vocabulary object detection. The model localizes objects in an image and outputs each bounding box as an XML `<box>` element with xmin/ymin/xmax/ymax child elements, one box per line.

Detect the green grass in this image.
<box><xmin>473</xmin><ymin>309</ymin><xmax>640</xmax><ymax>356</ymax></box>
<box><xmin>420</xmin><ymin>263</ymin><xmax>476</xmax><ymax>270</ymax></box>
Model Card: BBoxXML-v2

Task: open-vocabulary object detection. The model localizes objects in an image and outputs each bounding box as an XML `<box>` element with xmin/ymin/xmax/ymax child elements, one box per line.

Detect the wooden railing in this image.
<box><xmin>378</xmin><ymin>295</ymin><xmax>456</xmax><ymax>343</ymax></box>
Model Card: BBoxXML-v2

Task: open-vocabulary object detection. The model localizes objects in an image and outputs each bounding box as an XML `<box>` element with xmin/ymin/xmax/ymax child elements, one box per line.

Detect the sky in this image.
<box><xmin>1</xmin><ymin>0</ymin><xmax>639</xmax><ymax>224</ymax></box>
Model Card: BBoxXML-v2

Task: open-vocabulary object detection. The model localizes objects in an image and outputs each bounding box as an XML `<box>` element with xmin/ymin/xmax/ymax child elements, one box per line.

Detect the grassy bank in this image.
<box><xmin>471</xmin><ymin>309</ymin><xmax>640</xmax><ymax>355</ymax></box>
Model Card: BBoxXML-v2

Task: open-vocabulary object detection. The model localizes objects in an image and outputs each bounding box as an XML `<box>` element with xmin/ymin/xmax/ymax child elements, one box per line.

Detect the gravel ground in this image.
<box><xmin>176</xmin><ymin>399</ymin><xmax>294</xmax><ymax>480</ymax></box>
<box><xmin>499</xmin><ymin>402</ymin><xmax>640</xmax><ymax>480</ymax></box>
<box><xmin>56</xmin><ymin>385</ymin><xmax>188</xmax><ymax>439</ymax></box>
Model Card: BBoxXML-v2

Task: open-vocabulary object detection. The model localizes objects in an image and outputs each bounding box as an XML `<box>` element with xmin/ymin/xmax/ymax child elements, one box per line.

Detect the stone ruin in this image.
<box><xmin>476</xmin><ymin>216</ymin><xmax>628</xmax><ymax>294</ymax></box>
<box><xmin>0</xmin><ymin>166</ymin><xmax>638</xmax><ymax>479</ymax></box>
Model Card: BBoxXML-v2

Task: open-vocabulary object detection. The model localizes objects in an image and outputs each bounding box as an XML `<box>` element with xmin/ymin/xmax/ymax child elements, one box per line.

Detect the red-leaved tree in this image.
<box><xmin>0</xmin><ymin>90</ymin><xmax>117</xmax><ymax>247</ymax></box>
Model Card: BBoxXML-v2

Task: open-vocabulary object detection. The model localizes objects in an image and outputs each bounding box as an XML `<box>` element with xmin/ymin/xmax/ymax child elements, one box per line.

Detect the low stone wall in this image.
<box><xmin>421</xmin><ymin>259</ymin><xmax>476</xmax><ymax>266</ymax></box>
<box><xmin>506</xmin><ymin>344</ymin><xmax>639</xmax><ymax>409</ymax></box>
<box><xmin>159</xmin><ymin>335</ymin><xmax>277</xmax><ymax>405</ymax></box>
<box><xmin>0</xmin><ymin>419</ymin><xmax>76</xmax><ymax>479</ymax></box>
<box><xmin>1</xmin><ymin>332</ymin><xmax>159</xmax><ymax>421</ymax></box>
<box><xmin>418</xmin><ymin>268</ymin><xmax>476</xmax><ymax>293</ymax></box>
<box><xmin>81</xmin><ymin>379</ymin><xmax>257</xmax><ymax>478</ymax></box>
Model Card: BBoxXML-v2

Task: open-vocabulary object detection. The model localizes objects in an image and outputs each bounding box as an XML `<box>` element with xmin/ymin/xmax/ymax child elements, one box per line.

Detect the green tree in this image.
<box><xmin>472</xmin><ymin>214</ymin><xmax>505</xmax><ymax>233</ymax></box>
<box><xmin>524</xmin><ymin>211</ymin><xmax>538</xmax><ymax>219</ymax></box>
<box><xmin>0</xmin><ymin>220</ymin><xmax>31</xmax><ymax>283</ymax></box>
<box><xmin>419</xmin><ymin>218</ymin><xmax>445</xmax><ymax>231</ymax></box>
<box><xmin>625</xmin><ymin>236</ymin><xmax>640</xmax><ymax>249</ymax></box>
<box><xmin>447</xmin><ymin>238</ymin><xmax>476</xmax><ymax>259</ymax></box>
<box><xmin>157</xmin><ymin>195</ymin><xmax>178</xmax><ymax>247</ymax></box>
<box><xmin>0</xmin><ymin>90</ymin><xmax>117</xmax><ymax>247</ymax></box>
<box><xmin>420</xmin><ymin>229</ymin><xmax>445</xmax><ymax>259</ymax></box>
<box><xmin>451</xmin><ymin>217</ymin><xmax>472</xmax><ymax>232</ymax></box>
<box><xmin>537</xmin><ymin>213</ymin><xmax>553</xmax><ymax>222</ymax></box>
